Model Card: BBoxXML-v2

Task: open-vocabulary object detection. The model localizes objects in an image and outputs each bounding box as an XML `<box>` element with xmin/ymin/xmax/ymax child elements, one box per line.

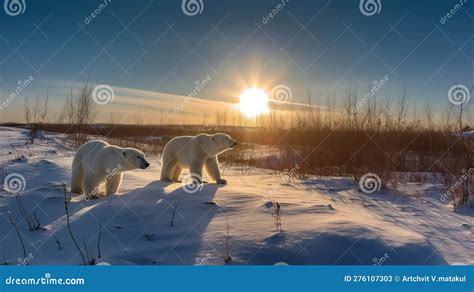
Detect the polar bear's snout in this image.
<box><xmin>223</xmin><ymin>135</ymin><xmax>237</xmax><ymax>149</ymax></box>
<box><xmin>229</xmin><ymin>139</ymin><xmax>238</xmax><ymax>148</ymax></box>
<box><xmin>139</xmin><ymin>157</ymin><xmax>150</xmax><ymax>169</ymax></box>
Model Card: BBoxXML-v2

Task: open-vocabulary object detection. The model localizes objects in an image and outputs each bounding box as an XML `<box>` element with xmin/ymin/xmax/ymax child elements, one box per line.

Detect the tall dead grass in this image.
<box><xmin>5</xmin><ymin>88</ymin><xmax>473</xmax><ymax>208</ymax></box>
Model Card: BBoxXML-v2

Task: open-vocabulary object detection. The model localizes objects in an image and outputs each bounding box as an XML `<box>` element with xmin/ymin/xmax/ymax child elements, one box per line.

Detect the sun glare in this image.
<box><xmin>238</xmin><ymin>87</ymin><xmax>270</xmax><ymax>118</ymax></box>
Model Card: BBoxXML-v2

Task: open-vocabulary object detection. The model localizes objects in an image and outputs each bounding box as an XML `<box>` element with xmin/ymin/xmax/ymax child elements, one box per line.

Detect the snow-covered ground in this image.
<box><xmin>0</xmin><ymin>126</ymin><xmax>472</xmax><ymax>265</ymax></box>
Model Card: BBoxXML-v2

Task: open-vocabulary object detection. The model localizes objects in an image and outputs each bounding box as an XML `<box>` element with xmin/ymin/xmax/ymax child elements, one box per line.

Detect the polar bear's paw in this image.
<box><xmin>84</xmin><ymin>193</ymin><xmax>106</xmax><ymax>200</ymax></box>
<box><xmin>216</xmin><ymin>179</ymin><xmax>227</xmax><ymax>185</ymax></box>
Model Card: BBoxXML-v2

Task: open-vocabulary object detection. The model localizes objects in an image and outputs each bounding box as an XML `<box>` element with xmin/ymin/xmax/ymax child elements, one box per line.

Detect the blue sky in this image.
<box><xmin>0</xmin><ymin>0</ymin><xmax>472</xmax><ymax>122</ymax></box>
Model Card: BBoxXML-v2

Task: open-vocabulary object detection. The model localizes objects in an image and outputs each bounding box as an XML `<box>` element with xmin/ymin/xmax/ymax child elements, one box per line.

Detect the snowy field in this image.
<box><xmin>0</xmin><ymin>126</ymin><xmax>472</xmax><ymax>265</ymax></box>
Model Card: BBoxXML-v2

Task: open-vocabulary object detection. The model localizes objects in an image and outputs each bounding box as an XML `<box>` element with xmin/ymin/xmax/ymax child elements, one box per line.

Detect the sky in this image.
<box><xmin>0</xmin><ymin>0</ymin><xmax>472</xmax><ymax>123</ymax></box>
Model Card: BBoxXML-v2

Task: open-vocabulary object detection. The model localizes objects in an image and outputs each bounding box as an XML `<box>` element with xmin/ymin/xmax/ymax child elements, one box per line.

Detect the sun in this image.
<box><xmin>238</xmin><ymin>87</ymin><xmax>270</xmax><ymax>118</ymax></box>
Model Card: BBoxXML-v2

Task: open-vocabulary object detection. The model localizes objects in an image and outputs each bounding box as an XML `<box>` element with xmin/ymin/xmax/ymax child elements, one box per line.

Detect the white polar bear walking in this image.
<box><xmin>71</xmin><ymin>140</ymin><xmax>150</xmax><ymax>198</ymax></box>
<box><xmin>160</xmin><ymin>133</ymin><xmax>237</xmax><ymax>184</ymax></box>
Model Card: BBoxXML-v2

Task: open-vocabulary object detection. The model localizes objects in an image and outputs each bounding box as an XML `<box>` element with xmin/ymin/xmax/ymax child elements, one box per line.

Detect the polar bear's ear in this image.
<box><xmin>122</xmin><ymin>151</ymin><xmax>126</xmax><ymax>157</ymax></box>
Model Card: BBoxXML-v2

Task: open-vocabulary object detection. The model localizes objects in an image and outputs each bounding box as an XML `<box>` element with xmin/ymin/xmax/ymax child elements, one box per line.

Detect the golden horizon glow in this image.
<box><xmin>238</xmin><ymin>87</ymin><xmax>270</xmax><ymax>118</ymax></box>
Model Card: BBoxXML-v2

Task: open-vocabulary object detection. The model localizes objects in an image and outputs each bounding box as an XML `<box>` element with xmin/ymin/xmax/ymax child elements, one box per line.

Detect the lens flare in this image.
<box><xmin>238</xmin><ymin>87</ymin><xmax>270</xmax><ymax>118</ymax></box>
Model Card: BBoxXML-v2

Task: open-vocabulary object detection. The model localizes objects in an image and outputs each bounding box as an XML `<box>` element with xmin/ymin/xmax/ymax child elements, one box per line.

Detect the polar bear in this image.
<box><xmin>71</xmin><ymin>140</ymin><xmax>150</xmax><ymax>199</ymax></box>
<box><xmin>160</xmin><ymin>133</ymin><xmax>237</xmax><ymax>184</ymax></box>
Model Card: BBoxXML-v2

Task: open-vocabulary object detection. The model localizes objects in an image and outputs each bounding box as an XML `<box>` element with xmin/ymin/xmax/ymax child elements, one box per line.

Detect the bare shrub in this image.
<box><xmin>24</xmin><ymin>94</ymin><xmax>49</xmax><ymax>143</ymax></box>
<box><xmin>58</xmin><ymin>84</ymin><xmax>97</xmax><ymax>148</ymax></box>
<box><xmin>7</xmin><ymin>211</ymin><xmax>27</xmax><ymax>260</ymax></box>
<box><xmin>224</xmin><ymin>218</ymin><xmax>232</xmax><ymax>263</ymax></box>
<box><xmin>271</xmin><ymin>201</ymin><xmax>282</xmax><ymax>232</ymax></box>
<box><xmin>14</xmin><ymin>193</ymin><xmax>42</xmax><ymax>231</ymax></box>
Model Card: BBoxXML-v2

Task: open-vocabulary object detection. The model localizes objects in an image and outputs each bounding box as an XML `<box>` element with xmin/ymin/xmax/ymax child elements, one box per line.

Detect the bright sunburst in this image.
<box><xmin>238</xmin><ymin>87</ymin><xmax>270</xmax><ymax>118</ymax></box>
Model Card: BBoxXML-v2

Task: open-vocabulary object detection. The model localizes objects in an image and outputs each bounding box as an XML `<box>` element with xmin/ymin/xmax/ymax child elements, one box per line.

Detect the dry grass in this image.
<box><xmin>2</xmin><ymin>88</ymin><xmax>472</xmax><ymax>207</ymax></box>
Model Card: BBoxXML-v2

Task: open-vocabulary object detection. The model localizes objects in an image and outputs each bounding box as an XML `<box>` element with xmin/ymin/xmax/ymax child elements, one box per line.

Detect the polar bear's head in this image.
<box><xmin>121</xmin><ymin>148</ymin><xmax>150</xmax><ymax>171</ymax></box>
<box><xmin>196</xmin><ymin>133</ymin><xmax>237</xmax><ymax>157</ymax></box>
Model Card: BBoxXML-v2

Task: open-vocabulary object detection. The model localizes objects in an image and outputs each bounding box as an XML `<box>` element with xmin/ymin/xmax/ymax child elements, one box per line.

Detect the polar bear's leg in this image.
<box><xmin>70</xmin><ymin>162</ymin><xmax>84</xmax><ymax>194</ymax></box>
<box><xmin>205</xmin><ymin>156</ymin><xmax>226</xmax><ymax>184</ymax></box>
<box><xmin>160</xmin><ymin>158</ymin><xmax>177</xmax><ymax>181</ymax></box>
<box><xmin>171</xmin><ymin>165</ymin><xmax>182</xmax><ymax>182</ymax></box>
<box><xmin>106</xmin><ymin>173</ymin><xmax>123</xmax><ymax>196</ymax></box>
<box><xmin>83</xmin><ymin>173</ymin><xmax>103</xmax><ymax>199</ymax></box>
<box><xmin>189</xmin><ymin>160</ymin><xmax>204</xmax><ymax>184</ymax></box>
